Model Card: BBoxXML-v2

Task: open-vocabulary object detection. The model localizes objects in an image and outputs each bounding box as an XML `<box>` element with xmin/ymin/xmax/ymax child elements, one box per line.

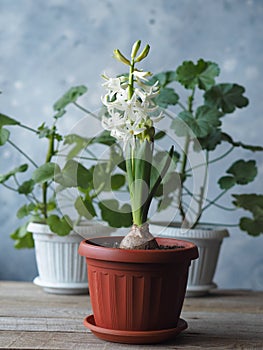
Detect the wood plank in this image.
<box><xmin>0</xmin><ymin>282</ymin><xmax>262</xmax><ymax>349</ymax></box>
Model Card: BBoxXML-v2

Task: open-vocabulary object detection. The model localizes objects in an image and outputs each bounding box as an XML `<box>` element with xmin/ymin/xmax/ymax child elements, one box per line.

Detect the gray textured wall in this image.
<box><xmin>0</xmin><ymin>0</ymin><xmax>262</xmax><ymax>289</ymax></box>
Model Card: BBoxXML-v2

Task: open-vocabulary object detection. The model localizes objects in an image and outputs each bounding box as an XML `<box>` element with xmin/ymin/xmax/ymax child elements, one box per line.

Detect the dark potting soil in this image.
<box><xmin>88</xmin><ymin>240</ymin><xmax>184</xmax><ymax>250</ymax></box>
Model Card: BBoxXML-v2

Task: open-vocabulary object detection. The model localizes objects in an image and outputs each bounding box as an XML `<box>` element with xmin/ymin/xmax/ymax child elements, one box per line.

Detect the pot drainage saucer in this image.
<box><xmin>84</xmin><ymin>314</ymin><xmax>187</xmax><ymax>344</ymax></box>
<box><xmin>33</xmin><ymin>276</ymin><xmax>88</xmax><ymax>295</ymax></box>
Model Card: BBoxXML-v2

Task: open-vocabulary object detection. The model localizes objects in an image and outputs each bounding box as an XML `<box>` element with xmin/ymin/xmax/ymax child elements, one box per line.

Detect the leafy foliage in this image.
<box><xmin>232</xmin><ymin>194</ymin><xmax>263</xmax><ymax>236</ymax></box>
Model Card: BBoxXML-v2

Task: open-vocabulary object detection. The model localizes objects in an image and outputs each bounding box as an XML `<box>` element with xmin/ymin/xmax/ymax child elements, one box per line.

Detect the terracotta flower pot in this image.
<box><xmin>79</xmin><ymin>236</ymin><xmax>198</xmax><ymax>344</ymax></box>
<box><xmin>150</xmin><ymin>222</ymin><xmax>229</xmax><ymax>296</ymax></box>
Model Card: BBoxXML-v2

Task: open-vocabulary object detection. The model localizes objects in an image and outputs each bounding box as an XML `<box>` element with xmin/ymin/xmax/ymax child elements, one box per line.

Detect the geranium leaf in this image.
<box><xmin>18</xmin><ymin>179</ymin><xmax>35</xmax><ymax>194</ymax></box>
<box><xmin>149</xmin><ymin>71</ymin><xmax>177</xmax><ymax>87</ymax></box>
<box><xmin>155</xmin><ymin>87</ymin><xmax>179</xmax><ymax>108</ymax></box>
<box><xmin>0</xmin><ymin>113</ymin><xmax>20</xmax><ymax>127</ymax></box>
<box><xmin>218</xmin><ymin>176</ymin><xmax>236</xmax><ymax>190</ymax></box>
<box><xmin>99</xmin><ymin>199</ymin><xmax>132</xmax><ymax>228</ymax></box>
<box><xmin>0</xmin><ymin>164</ymin><xmax>28</xmax><ymax>183</ymax></box>
<box><xmin>204</xmin><ymin>83</ymin><xmax>249</xmax><ymax>113</ymax></box>
<box><xmin>75</xmin><ymin>196</ymin><xmax>96</xmax><ymax>219</ymax></box>
<box><xmin>46</xmin><ymin>215</ymin><xmax>72</xmax><ymax>236</ymax></box>
<box><xmin>232</xmin><ymin>194</ymin><xmax>263</xmax><ymax>236</ymax></box>
<box><xmin>0</xmin><ymin>128</ymin><xmax>10</xmax><ymax>145</ymax></box>
<box><xmin>175</xmin><ymin>59</ymin><xmax>219</xmax><ymax>90</ymax></box>
<box><xmin>227</xmin><ymin>160</ymin><xmax>257</xmax><ymax>185</ymax></box>
<box><xmin>111</xmin><ymin>174</ymin><xmax>125</xmax><ymax>190</ymax></box>
<box><xmin>32</xmin><ymin>163</ymin><xmax>60</xmax><ymax>183</ymax></box>
<box><xmin>53</xmin><ymin>85</ymin><xmax>88</xmax><ymax>112</ymax></box>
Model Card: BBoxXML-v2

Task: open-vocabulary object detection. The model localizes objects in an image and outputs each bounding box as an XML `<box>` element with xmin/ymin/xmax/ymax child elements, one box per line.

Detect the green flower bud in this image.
<box><xmin>131</xmin><ymin>40</ymin><xmax>141</xmax><ymax>59</ymax></box>
<box><xmin>113</xmin><ymin>49</ymin><xmax>130</xmax><ymax>66</ymax></box>
<box><xmin>135</xmin><ymin>44</ymin><xmax>150</xmax><ymax>63</ymax></box>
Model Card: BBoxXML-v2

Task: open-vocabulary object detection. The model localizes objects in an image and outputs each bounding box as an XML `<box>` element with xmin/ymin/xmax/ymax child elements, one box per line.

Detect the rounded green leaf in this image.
<box><xmin>47</xmin><ymin>215</ymin><xmax>72</xmax><ymax>236</ymax></box>
<box><xmin>32</xmin><ymin>163</ymin><xmax>60</xmax><ymax>183</ymax></box>
<box><xmin>218</xmin><ymin>176</ymin><xmax>236</xmax><ymax>190</ymax></box>
<box><xmin>0</xmin><ymin>113</ymin><xmax>20</xmax><ymax>127</ymax></box>
<box><xmin>227</xmin><ymin>160</ymin><xmax>257</xmax><ymax>185</ymax></box>
<box><xmin>0</xmin><ymin>128</ymin><xmax>10</xmax><ymax>145</ymax></box>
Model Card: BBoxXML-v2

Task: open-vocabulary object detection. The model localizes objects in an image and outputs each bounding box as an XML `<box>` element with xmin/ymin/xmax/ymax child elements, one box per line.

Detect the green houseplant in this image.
<box><xmin>79</xmin><ymin>41</ymin><xmax>198</xmax><ymax>344</ymax></box>
<box><xmin>0</xmin><ymin>88</ymin><xmax>126</xmax><ymax>293</ymax></box>
<box><xmin>146</xmin><ymin>59</ymin><xmax>263</xmax><ymax>295</ymax></box>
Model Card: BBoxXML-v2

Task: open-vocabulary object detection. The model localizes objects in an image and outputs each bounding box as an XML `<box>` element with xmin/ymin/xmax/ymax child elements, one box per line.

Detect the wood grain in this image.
<box><xmin>0</xmin><ymin>282</ymin><xmax>262</xmax><ymax>349</ymax></box>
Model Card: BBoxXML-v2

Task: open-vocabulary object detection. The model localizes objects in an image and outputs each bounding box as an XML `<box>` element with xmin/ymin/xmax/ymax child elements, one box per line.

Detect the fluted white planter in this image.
<box><xmin>150</xmin><ymin>222</ymin><xmax>229</xmax><ymax>296</ymax></box>
<box><xmin>28</xmin><ymin>221</ymin><xmax>114</xmax><ymax>295</ymax></box>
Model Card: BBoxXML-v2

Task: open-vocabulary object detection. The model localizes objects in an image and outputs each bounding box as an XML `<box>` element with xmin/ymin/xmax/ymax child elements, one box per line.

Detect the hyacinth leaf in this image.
<box><xmin>232</xmin><ymin>194</ymin><xmax>263</xmax><ymax>236</ymax></box>
<box><xmin>0</xmin><ymin>113</ymin><xmax>20</xmax><ymax>128</ymax></box>
<box><xmin>10</xmin><ymin>223</ymin><xmax>34</xmax><ymax>249</ymax></box>
<box><xmin>154</xmin><ymin>87</ymin><xmax>179</xmax><ymax>108</ymax></box>
<box><xmin>99</xmin><ymin>199</ymin><xmax>133</xmax><ymax>228</ymax></box>
<box><xmin>32</xmin><ymin>163</ymin><xmax>60</xmax><ymax>184</ymax></box>
<box><xmin>175</xmin><ymin>59</ymin><xmax>220</xmax><ymax>90</ymax></box>
<box><xmin>74</xmin><ymin>196</ymin><xmax>96</xmax><ymax>220</ymax></box>
<box><xmin>226</xmin><ymin>160</ymin><xmax>257</xmax><ymax>185</ymax></box>
<box><xmin>204</xmin><ymin>83</ymin><xmax>249</xmax><ymax>113</ymax></box>
<box><xmin>0</xmin><ymin>128</ymin><xmax>10</xmax><ymax>145</ymax></box>
<box><xmin>46</xmin><ymin>215</ymin><xmax>72</xmax><ymax>236</ymax></box>
<box><xmin>53</xmin><ymin>85</ymin><xmax>88</xmax><ymax>112</ymax></box>
<box><xmin>0</xmin><ymin>164</ymin><xmax>28</xmax><ymax>183</ymax></box>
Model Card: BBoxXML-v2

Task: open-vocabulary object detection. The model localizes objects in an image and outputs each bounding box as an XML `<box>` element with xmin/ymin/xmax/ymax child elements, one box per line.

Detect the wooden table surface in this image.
<box><xmin>0</xmin><ymin>281</ymin><xmax>262</xmax><ymax>349</ymax></box>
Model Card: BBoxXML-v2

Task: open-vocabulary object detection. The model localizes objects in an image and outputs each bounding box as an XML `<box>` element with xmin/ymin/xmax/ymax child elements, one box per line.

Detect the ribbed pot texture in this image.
<box><xmin>79</xmin><ymin>236</ymin><xmax>198</xmax><ymax>331</ymax></box>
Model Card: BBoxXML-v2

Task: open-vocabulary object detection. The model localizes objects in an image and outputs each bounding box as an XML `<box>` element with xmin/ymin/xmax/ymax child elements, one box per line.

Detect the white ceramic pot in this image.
<box><xmin>28</xmin><ymin>221</ymin><xmax>114</xmax><ymax>295</ymax></box>
<box><xmin>150</xmin><ymin>222</ymin><xmax>229</xmax><ymax>297</ymax></box>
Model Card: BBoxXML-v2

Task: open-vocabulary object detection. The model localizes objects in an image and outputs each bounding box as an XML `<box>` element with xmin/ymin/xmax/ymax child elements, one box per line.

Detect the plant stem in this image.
<box><xmin>7</xmin><ymin>139</ymin><xmax>38</xmax><ymax>168</ymax></box>
<box><xmin>73</xmin><ymin>102</ymin><xmax>100</xmax><ymax>120</ymax></box>
<box><xmin>202</xmin><ymin>189</ymin><xmax>229</xmax><ymax>212</ymax></box>
<box><xmin>42</xmin><ymin>125</ymin><xmax>56</xmax><ymax>218</ymax></box>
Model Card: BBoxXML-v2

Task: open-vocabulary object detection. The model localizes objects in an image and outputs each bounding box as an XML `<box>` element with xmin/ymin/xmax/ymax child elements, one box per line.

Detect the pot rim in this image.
<box><xmin>78</xmin><ymin>236</ymin><xmax>198</xmax><ymax>264</ymax></box>
<box><xmin>150</xmin><ymin>221</ymin><xmax>229</xmax><ymax>239</ymax></box>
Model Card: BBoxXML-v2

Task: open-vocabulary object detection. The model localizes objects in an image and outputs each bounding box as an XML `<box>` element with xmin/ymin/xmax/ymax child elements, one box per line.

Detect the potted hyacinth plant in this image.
<box><xmin>79</xmin><ymin>41</ymin><xmax>198</xmax><ymax>345</ymax></box>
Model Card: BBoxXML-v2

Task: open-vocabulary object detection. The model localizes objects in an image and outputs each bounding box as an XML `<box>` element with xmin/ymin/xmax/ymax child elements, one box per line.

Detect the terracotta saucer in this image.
<box><xmin>84</xmin><ymin>314</ymin><xmax>187</xmax><ymax>344</ymax></box>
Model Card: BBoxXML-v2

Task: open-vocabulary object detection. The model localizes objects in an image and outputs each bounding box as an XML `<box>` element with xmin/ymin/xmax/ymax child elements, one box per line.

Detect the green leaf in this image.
<box><xmin>0</xmin><ymin>164</ymin><xmax>28</xmax><ymax>183</ymax></box>
<box><xmin>232</xmin><ymin>194</ymin><xmax>263</xmax><ymax>236</ymax></box>
<box><xmin>32</xmin><ymin>163</ymin><xmax>60</xmax><ymax>183</ymax></box>
<box><xmin>99</xmin><ymin>200</ymin><xmax>132</xmax><ymax>228</ymax></box>
<box><xmin>157</xmin><ymin>196</ymin><xmax>173</xmax><ymax>212</ymax></box>
<box><xmin>18</xmin><ymin>179</ymin><xmax>35</xmax><ymax>194</ymax></box>
<box><xmin>154</xmin><ymin>131</ymin><xmax>166</xmax><ymax>140</ymax></box>
<box><xmin>55</xmin><ymin>160</ymin><xmax>92</xmax><ymax>189</ymax></box>
<box><xmin>204</xmin><ymin>83</ymin><xmax>249</xmax><ymax>113</ymax></box>
<box><xmin>93</xmin><ymin>130</ymin><xmax>116</xmax><ymax>146</ymax></box>
<box><xmin>17</xmin><ymin>203</ymin><xmax>36</xmax><ymax>218</ymax></box>
<box><xmin>172</xmin><ymin>107</ymin><xmax>221</xmax><ymax>138</ymax></box>
<box><xmin>149</xmin><ymin>71</ymin><xmax>177</xmax><ymax>87</ymax></box>
<box><xmin>154</xmin><ymin>87</ymin><xmax>179</xmax><ymax>108</ymax></box>
<box><xmin>218</xmin><ymin>176</ymin><xmax>236</xmax><ymax>190</ymax></box>
<box><xmin>0</xmin><ymin>128</ymin><xmax>10</xmax><ymax>145</ymax></box>
<box><xmin>46</xmin><ymin>215</ymin><xmax>72</xmax><ymax>236</ymax></box>
<box><xmin>196</xmin><ymin>128</ymin><xmax>222</xmax><ymax>151</ymax></box>
<box><xmin>175</xmin><ymin>59</ymin><xmax>220</xmax><ymax>90</ymax></box>
<box><xmin>10</xmin><ymin>223</ymin><xmax>34</xmax><ymax>249</ymax></box>
<box><xmin>74</xmin><ymin>196</ymin><xmax>96</xmax><ymax>219</ymax></box>
<box><xmin>111</xmin><ymin>174</ymin><xmax>125</xmax><ymax>190</ymax></box>
<box><xmin>53</xmin><ymin>85</ymin><xmax>88</xmax><ymax>112</ymax></box>
<box><xmin>227</xmin><ymin>160</ymin><xmax>257</xmax><ymax>185</ymax></box>
<box><xmin>0</xmin><ymin>113</ymin><xmax>20</xmax><ymax>128</ymax></box>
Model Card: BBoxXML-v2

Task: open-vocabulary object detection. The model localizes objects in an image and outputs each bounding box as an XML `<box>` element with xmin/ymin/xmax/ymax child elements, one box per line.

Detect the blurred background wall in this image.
<box><xmin>0</xmin><ymin>0</ymin><xmax>262</xmax><ymax>289</ymax></box>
